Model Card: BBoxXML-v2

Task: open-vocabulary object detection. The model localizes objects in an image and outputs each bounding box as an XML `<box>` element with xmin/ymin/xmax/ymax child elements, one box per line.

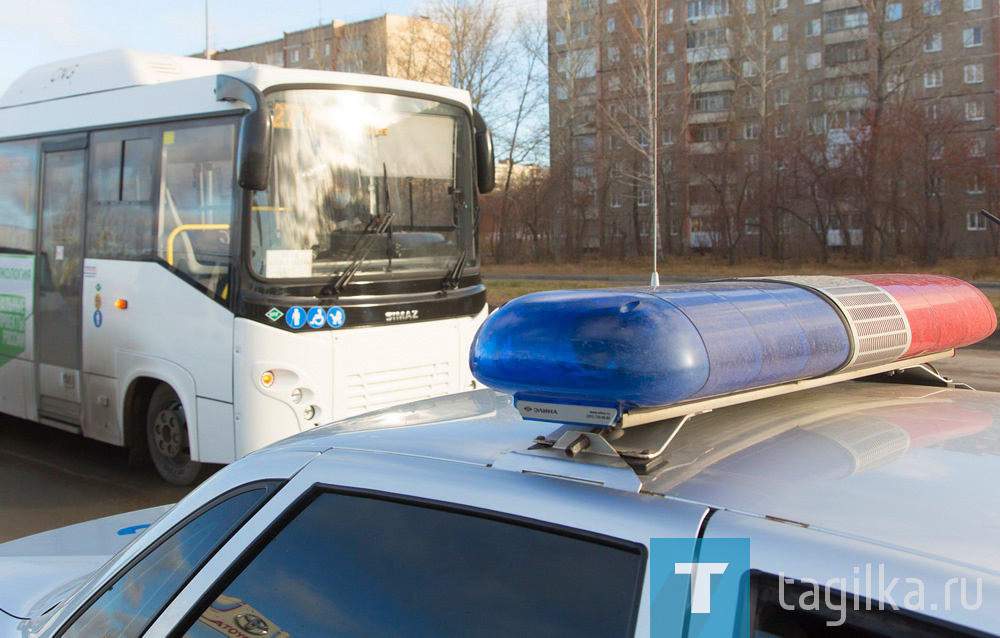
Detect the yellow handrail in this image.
<box><xmin>166</xmin><ymin>223</ymin><xmax>230</xmax><ymax>265</ymax></box>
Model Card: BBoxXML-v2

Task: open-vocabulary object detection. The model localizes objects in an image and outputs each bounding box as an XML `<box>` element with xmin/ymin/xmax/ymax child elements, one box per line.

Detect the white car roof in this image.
<box><xmin>266</xmin><ymin>382</ymin><xmax>1000</xmax><ymax>575</ymax></box>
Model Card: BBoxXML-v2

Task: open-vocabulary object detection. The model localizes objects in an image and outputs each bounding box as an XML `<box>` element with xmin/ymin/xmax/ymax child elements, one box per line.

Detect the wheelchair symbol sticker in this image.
<box><xmin>306</xmin><ymin>307</ymin><xmax>327</xmax><ymax>329</ymax></box>
<box><xmin>327</xmin><ymin>306</ymin><xmax>346</xmax><ymax>329</ymax></box>
<box><xmin>286</xmin><ymin>306</ymin><xmax>306</xmax><ymax>329</ymax></box>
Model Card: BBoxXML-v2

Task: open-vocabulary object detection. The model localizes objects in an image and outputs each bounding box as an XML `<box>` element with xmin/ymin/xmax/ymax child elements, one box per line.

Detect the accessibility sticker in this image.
<box><xmin>285</xmin><ymin>306</ymin><xmax>306</xmax><ymax>329</ymax></box>
<box><xmin>94</xmin><ymin>309</ymin><xmax>103</xmax><ymax>328</ymax></box>
<box><xmin>327</xmin><ymin>306</ymin><xmax>346</xmax><ymax>329</ymax></box>
<box><xmin>306</xmin><ymin>307</ymin><xmax>327</xmax><ymax>329</ymax></box>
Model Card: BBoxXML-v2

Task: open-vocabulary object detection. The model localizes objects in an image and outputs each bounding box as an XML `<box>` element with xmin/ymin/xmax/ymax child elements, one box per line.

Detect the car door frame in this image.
<box><xmin>145</xmin><ymin>448</ymin><xmax>712</xmax><ymax>637</ymax></box>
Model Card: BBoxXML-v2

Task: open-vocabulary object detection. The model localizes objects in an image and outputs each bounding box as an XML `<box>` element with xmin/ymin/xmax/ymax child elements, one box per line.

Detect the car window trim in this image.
<box><xmin>169</xmin><ymin>484</ymin><xmax>648</xmax><ymax>638</ymax></box>
<box><xmin>55</xmin><ymin>480</ymin><xmax>284</xmax><ymax>638</ymax></box>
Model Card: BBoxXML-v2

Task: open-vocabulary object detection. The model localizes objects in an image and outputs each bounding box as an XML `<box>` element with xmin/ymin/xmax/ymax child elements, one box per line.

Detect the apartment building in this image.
<box><xmin>548</xmin><ymin>0</ymin><xmax>999</xmax><ymax>260</ymax></box>
<box><xmin>208</xmin><ymin>14</ymin><xmax>451</xmax><ymax>85</ymax></box>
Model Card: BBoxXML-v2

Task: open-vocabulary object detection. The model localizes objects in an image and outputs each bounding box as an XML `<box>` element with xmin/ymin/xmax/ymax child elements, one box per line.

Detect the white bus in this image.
<box><xmin>0</xmin><ymin>50</ymin><xmax>495</xmax><ymax>484</ymax></box>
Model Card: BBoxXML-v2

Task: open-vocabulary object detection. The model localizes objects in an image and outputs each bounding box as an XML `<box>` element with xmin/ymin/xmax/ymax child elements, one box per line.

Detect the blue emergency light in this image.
<box><xmin>469</xmin><ymin>275</ymin><xmax>996</xmax><ymax>427</ymax></box>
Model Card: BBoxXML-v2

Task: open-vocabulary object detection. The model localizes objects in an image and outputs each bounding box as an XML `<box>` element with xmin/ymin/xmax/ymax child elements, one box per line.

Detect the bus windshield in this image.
<box><xmin>250</xmin><ymin>89</ymin><xmax>477</xmax><ymax>282</ymax></box>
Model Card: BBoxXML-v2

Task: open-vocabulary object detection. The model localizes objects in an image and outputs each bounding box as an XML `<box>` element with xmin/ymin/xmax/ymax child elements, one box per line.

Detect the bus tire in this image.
<box><xmin>146</xmin><ymin>384</ymin><xmax>201</xmax><ymax>486</ymax></box>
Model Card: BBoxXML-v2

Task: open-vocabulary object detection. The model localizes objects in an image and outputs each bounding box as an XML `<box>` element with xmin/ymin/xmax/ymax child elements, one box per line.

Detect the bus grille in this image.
<box><xmin>345</xmin><ymin>362</ymin><xmax>451</xmax><ymax>413</ymax></box>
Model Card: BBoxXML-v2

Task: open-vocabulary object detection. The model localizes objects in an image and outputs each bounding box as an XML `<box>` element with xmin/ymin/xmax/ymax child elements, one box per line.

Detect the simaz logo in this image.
<box><xmin>385</xmin><ymin>309</ymin><xmax>419</xmax><ymax>322</ymax></box>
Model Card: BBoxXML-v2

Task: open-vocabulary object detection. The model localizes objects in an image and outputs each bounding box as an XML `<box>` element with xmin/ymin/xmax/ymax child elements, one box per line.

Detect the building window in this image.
<box><xmin>323</xmin><ymin>43</ymin><xmax>331</xmax><ymax>57</ymax></box>
<box><xmin>687</xmin><ymin>28</ymin><xmax>728</xmax><ymax>49</ymax></box>
<box><xmin>662</xmin><ymin>7</ymin><xmax>675</xmax><ymax>22</ymax></box>
<box><xmin>290</xmin><ymin>49</ymin><xmax>300</xmax><ymax>63</ymax></box>
<box><xmin>662</xmin><ymin>128</ymin><xmax>677</xmax><ymax>145</ymax></box>
<box><xmin>968</xmin><ymin>138</ymin><xmax>986</xmax><ymax>157</ymax></box>
<box><xmin>964</xmin><ymin>63</ymin><xmax>984</xmax><ymax>84</ymax></box>
<box><xmin>666</xmin><ymin>39</ymin><xmax>675</xmax><ymax>53</ymax></box>
<box><xmin>773</xmin><ymin>0</ymin><xmax>788</xmax><ymax>10</ymax></box>
<box><xmin>963</xmin><ymin>27</ymin><xmax>983</xmax><ymax>47</ymax></box>
<box><xmin>806</xmin><ymin>19</ymin><xmax>821</xmax><ymax>36</ymax></box>
<box><xmin>608</xmin><ymin>46</ymin><xmax>620</xmax><ymax>62</ymax></box>
<box><xmin>572</xmin><ymin>21</ymin><xmax>592</xmax><ymax>39</ymax></box>
<box><xmin>555</xmin><ymin>30</ymin><xmax>567</xmax><ymax>46</ymax></box>
<box><xmin>610</xmin><ymin>192</ymin><xmax>623</xmax><ymax>208</ymax></box>
<box><xmin>925</xmin><ymin>103</ymin><xmax>940</xmax><ymax>120</ymax></box>
<box><xmin>775</xmin><ymin>87</ymin><xmax>790</xmax><ymax>105</ymax></box>
<box><xmin>968</xmin><ymin>211</ymin><xmax>988</xmax><ymax>230</ymax></box>
<box><xmin>807</xmin><ymin>115</ymin><xmax>826</xmax><ymax>135</ymax></box>
<box><xmin>306</xmin><ymin>46</ymin><xmax>314</xmax><ymax>60</ymax></box>
<box><xmin>746</xmin><ymin>0</ymin><xmax>757</xmax><ymax>12</ymax></box>
<box><xmin>826</xmin><ymin>40</ymin><xmax>868</xmax><ymax>64</ymax></box>
<box><xmin>743</xmin><ymin>122</ymin><xmax>760</xmax><ymax>139</ymax></box>
<box><xmin>966</xmin><ymin>101</ymin><xmax>985</xmax><ymax>120</ymax></box>
<box><xmin>742</xmin><ymin>60</ymin><xmax>757</xmax><ymax>77</ymax></box>
<box><xmin>924</xmin><ymin>69</ymin><xmax>943</xmax><ymax>88</ymax></box>
<box><xmin>886</xmin><ymin>2</ymin><xmax>902</xmax><ymax>20</ymax></box>
<box><xmin>773</xmin><ymin>23</ymin><xmax>788</xmax><ymax>41</ymax></box>
<box><xmin>824</xmin><ymin>6</ymin><xmax>869</xmax><ymax>32</ymax></box>
<box><xmin>664</xmin><ymin>68</ymin><xmax>676</xmax><ymax>83</ymax></box>
<box><xmin>744</xmin><ymin>91</ymin><xmax>759</xmax><ymax>107</ymax></box>
<box><xmin>930</xmin><ymin>139</ymin><xmax>944</xmax><ymax>160</ymax></box>
<box><xmin>607</xmin><ymin>74</ymin><xmax>621</xmax><ymax>91</ymax></box>
<box><xmin>606</xmin><ymin>17</ymin><xmax>616</xmax><ymax>32</ymax></box>
<box><xmin>687</xmin><ymin>0</ymin><xmax>729</xmax><ymax>20</ymax></box>
<box><xmin>777</xmin><ymin>56</ymin><xmax>788</xmax><ymax>73</ymax></box>
<box><xmin>775</xmin><ymin>122</ymin><xmax>789</xmax><ymax>138</ymax></box>
<box><xmin>924</xmin><ymin>0</ymin><xmax>941</xmax><ymax>15</ymax></box>
<box><xmin>633</xmin><ymin>43</ymin><xmax>644</xmax><ymax>58</ymax></box>
<box><xmin>805</xmin><ymin>0</ymin><xmax>819</xmax><ymax>5</ymax></box>
<box><xmin>967</xmin><ymin>174</ymin><xmax>985</xmax><ymax>193</ymax></box>
<box><xmin>809</xmin><ymin>84</ymin><xmax>823</xmax><ymax>101</ymax></box>
<box><xmin>692</xmin><ymin>90</ymin><xmax>732</xmax><ymax>111</ymax></box>
<box><xmin>924</xmin><ymin>32</ymin><xmax>942</xmax><ymax>52</ymax></box>
<box><xmin>692</xmin><ymin>60</ymin><xmax>729</xmax><ymax>82</ymax></box>
<box><xmin>806</xmin><ymin>52</ymin><xmax>822</xmax><ymax>69</ymax></box>
<box><xmin>638</xmin><ymin>188</ymin><xmax>651</xmax><ymax>206</ymax></box>
<box><xmin>964</xmin><ymin>0</ymin><xmax>982</xmax><ymax>10</ymax></box>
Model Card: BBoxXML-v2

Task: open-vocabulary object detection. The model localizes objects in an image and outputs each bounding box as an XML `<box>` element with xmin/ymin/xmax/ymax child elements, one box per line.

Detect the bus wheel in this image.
<box><xmin>147</xmin><ymin>384</ymin><xmax>202</xmax><ymax>486</ymax></box>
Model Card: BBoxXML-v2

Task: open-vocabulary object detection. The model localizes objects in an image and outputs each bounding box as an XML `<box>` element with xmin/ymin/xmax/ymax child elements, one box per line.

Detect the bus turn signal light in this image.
<box><xmin>114</xmin><ymin>299</ymin><xmax>128</xmax><ymax>309</ymax></box>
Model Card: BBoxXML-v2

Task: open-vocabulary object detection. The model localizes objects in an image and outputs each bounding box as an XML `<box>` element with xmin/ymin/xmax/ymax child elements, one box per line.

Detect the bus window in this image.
<box><xmin>157</xmin><ymin>121</ymin><xmax>237</xmax><ymax>298</ymax></box>
<box><xmin>0</xmin><ymin>140</ymin><xmax>39</xmax><ymax>254</ymax></box>
<box><xmin>87</xmin><ymin>131</ymin><xmax>155</xmax><ymax>260</ymax></box>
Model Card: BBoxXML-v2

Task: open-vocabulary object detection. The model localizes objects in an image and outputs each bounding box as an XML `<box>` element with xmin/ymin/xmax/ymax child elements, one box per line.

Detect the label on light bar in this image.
<box><xmin>516</xmin><ymin>400</ymin><xmax>619</xmax><ymax>427</ymax></box>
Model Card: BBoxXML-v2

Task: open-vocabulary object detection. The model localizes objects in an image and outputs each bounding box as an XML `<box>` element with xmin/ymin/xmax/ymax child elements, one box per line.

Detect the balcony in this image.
<box><xmin>687</xmin><ymin>46</ymin><xmax>732</xmax><ymax>64</ymax></box>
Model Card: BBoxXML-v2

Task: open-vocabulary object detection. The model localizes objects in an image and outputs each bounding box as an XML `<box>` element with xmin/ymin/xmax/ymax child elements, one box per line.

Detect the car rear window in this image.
<box><xmin>181</xmin><ymin>490</ymin><xmax>645</xmax><ymax>637</ymax></box>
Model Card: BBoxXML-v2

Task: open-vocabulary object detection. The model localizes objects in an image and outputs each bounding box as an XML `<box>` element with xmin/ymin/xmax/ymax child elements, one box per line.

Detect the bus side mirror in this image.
<box><xmin>473</xmin><ymin>109</ymin><xmax>495</xmax><ymax>194</ymax></box>
<box><xmin>216</xmin><ymin>75</ymin><xmax>272</xmax><ymax>192</ymax></box>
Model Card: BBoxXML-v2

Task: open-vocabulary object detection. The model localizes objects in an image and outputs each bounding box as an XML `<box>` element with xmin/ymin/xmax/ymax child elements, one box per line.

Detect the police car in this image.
<box><xmin>1</xmin><ymin>274</ymin><xmax>998</xmax><ymax>637</ymax></box>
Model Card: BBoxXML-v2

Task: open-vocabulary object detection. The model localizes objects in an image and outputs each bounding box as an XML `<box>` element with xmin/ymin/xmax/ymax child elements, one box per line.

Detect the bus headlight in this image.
<box><xmin>291</xmin><ymin>388</ymin><xmax>303</xmax><ymax>404</ymax></box>
<box><xmin>303</xmin><ymin>405</ymin><xmax>317</xmax><ymax>420</ymax></box>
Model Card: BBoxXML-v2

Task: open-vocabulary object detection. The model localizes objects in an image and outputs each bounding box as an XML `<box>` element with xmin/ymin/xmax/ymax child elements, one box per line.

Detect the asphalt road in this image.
<box><xmin>0</xmin><ymin>345</ymin><xmax>995</xmax><ymax>543</ymax></box>
<box><xmin>0</xmin><ymin>418</ymin><xmax>217</xmax><ymax>543</ymax></box>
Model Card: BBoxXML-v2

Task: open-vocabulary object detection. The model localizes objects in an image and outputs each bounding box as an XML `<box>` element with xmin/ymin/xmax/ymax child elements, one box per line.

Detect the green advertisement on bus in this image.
<box><xmin>0</xmin><ymin>253</ymin><xmax>33</xmax><ymax>366</ymax></box>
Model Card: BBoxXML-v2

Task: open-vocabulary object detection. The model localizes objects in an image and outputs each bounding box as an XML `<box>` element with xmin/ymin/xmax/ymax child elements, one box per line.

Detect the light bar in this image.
<box><xmin>469</xmin><ymin>274</ymin><xmax>996</xmax><ymax>427</ymax></box>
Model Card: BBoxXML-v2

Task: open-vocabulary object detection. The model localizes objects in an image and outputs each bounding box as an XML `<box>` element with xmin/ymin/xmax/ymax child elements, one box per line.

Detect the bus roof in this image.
<box><xmin>0</xmin><ymin>49</ymin><xmax>472</xmax><ymax>138</ymax></box>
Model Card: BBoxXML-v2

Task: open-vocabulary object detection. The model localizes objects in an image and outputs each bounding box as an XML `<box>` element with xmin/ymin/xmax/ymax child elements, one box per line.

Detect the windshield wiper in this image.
<box><xmin>442</xmin><ymin>249</ymin><xmax>468</xmax><ymax>290</ymax></box>
<box><xmin>332</xmin><ymin>165</ymin><xmax>393</xmax><ymax>295</ymax></box>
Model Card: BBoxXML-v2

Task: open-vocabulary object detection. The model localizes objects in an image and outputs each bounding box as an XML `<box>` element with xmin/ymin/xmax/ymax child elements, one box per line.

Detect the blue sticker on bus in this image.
<box><xmin>93</xmin><ymin>309</ymin><xmax>103</xmax><ymax>328</ymax></box>
<box><xmin>327</xmin><ymin>306</ymin><xmax>346</xmax><ymax>329</ymax></box>
<box><xmin>306</xmin><ymin>306</ymin><xmax>327</xmax><ymax>329</ymax></box>
<box><xmin>117</xmin><ymin>524</ymin><xmax>151</xmax><ymax>536</ymax></box>
<box><xmin>286</xmin><ymin>307</ymin><xmax>306</xmax><ymax>329</ymax></box>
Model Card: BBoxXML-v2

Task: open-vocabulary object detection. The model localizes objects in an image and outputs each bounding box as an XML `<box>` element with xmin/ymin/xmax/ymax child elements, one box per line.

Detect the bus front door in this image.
<box><xmin>35</xmin><ymin>144</ymin><xmax>86</xmax><ymax>428</ymax></box>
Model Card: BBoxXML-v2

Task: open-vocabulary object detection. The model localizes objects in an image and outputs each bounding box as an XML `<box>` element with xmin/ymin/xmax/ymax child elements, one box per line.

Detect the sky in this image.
<box><xmin>0</xmin><ymin>0</ymin><xmax>427</xmax><ymax>95</ymax></box>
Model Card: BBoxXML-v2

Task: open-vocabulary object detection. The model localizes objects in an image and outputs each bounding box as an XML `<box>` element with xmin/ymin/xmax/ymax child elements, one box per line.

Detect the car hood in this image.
<box><xmin>0</xmin><ymin>505</ymin><xmax>172</xmax><ymax>620</ymax></box>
